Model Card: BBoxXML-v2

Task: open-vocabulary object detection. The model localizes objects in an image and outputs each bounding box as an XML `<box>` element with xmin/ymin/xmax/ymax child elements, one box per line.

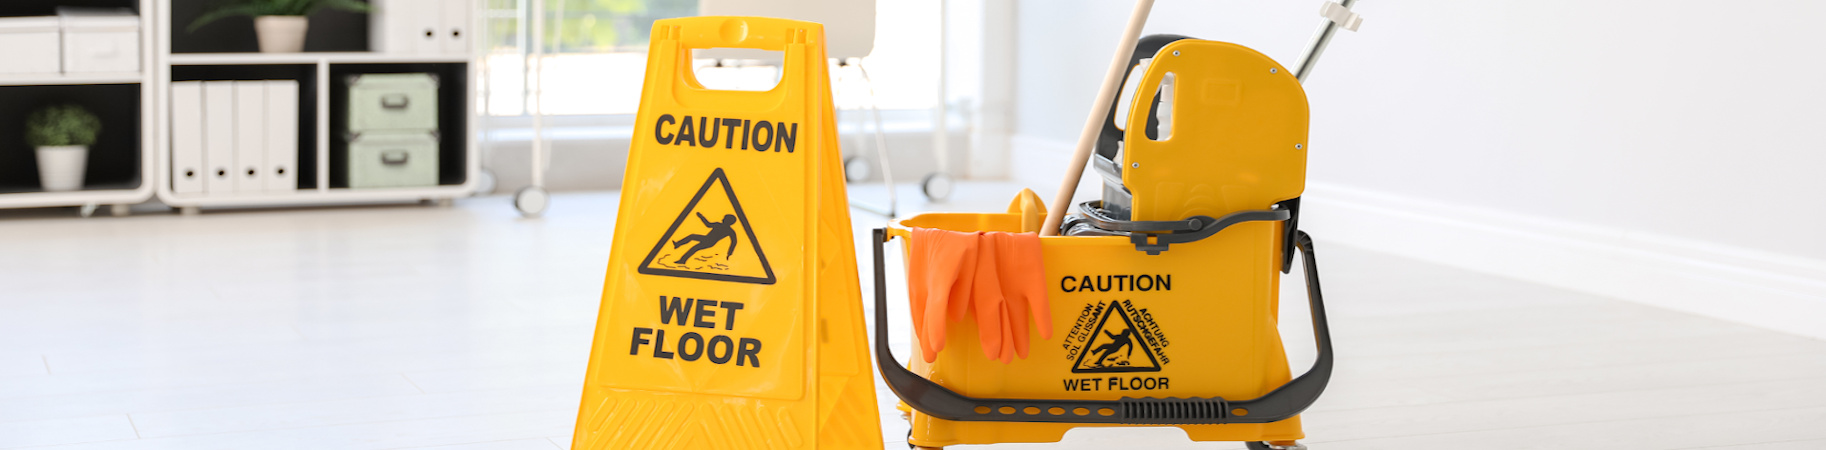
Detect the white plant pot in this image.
<box><xmin>254</xmin><ymin>16</ymin><xmax>308</xmax><ymax>53</ymax></box>
<box><xmin>35</xmin><ymin>145</ymin><xmax>88</xmax><ymax>192</ymax></box>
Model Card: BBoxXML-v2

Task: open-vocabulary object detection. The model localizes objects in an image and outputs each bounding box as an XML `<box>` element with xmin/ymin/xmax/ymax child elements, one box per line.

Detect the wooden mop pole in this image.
<box><xmin>1041</xmin><ymin>0</ymin><xmax>1156</xmax><ymax>236</ymax></box>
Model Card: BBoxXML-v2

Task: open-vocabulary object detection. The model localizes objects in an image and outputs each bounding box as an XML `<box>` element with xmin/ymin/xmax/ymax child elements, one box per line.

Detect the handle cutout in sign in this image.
<box><xmin>689</xmin><ymin>49</ymin><xmax>786</xmax><ymax>92</ymax></box>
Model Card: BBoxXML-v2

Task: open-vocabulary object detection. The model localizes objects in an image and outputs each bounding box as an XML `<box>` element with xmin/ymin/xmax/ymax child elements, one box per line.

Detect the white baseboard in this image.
<box><xmin>1300</xmin><ymin>183</ymin><xmax>1826</xmax><ymax>341</ymax></box>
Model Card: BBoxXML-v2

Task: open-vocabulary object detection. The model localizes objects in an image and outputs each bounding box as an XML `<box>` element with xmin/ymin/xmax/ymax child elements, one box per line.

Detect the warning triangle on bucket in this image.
<box><xmin>1072</xmin><ymin>305</ymin><xmax>1162</xmax><ymax>373</ymax></box>
<box><xmin>638</xmin><ymin>168</ymin><xmax>776</xmax><ymax>285</ymax></box>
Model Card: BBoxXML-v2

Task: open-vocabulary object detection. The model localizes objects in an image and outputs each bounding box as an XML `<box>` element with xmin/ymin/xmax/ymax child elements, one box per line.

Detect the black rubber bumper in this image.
<box><xmin>870</xmin><ymin>228</ymin><xmax>1335</xmax><ymax>425</ymax></box>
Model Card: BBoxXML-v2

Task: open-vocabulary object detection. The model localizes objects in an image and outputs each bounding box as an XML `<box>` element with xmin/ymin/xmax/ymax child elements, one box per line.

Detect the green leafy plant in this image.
<box><xmin>188</xmin><ymin>0</ymin><xmax>373</xmax><ymax>32</ymax></box>
<box><xmin>25</xmin><ymin>104</ymin><xmax>102</xmax><ymax>148</ymax></box>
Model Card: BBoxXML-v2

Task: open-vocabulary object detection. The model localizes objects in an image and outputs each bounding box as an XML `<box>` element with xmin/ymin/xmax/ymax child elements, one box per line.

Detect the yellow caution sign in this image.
<box><xmin>571</xmin><ymin>16</ymin><xmax>883</xmax><ymax>450</ymax></box>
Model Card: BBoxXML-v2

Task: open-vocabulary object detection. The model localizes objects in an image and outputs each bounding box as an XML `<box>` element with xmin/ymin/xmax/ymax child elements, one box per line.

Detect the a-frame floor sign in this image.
<box><xmin>572</xmin><ymin>17</ymin><xmax>884</xmax><ymax>450</ymax></box>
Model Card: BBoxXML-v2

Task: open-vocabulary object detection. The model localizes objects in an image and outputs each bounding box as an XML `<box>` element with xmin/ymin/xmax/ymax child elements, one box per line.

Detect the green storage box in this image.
<box><xmin>347</xmin><ymin>73</ymin><xmax>439</xmax><ymax>133</ymax></box>
<box><xmin>348</xmin><ymin>131</ymin><xmax>438</xmax><ymax>188</ymax></box>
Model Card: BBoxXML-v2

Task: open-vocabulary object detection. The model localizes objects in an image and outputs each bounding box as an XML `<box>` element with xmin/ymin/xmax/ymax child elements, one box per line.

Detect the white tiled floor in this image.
<box><xmin>1</xmin><ymin>183</ymin><xmax>1823</xmax><ymax>449</ymax></box>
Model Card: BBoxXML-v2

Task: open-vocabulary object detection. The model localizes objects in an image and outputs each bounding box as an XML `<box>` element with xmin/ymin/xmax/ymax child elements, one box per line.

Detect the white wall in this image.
<box><xmin>1008</xmin><ymin>0</ymin><xmax>1826</xmax><ymax>338</ymax></box>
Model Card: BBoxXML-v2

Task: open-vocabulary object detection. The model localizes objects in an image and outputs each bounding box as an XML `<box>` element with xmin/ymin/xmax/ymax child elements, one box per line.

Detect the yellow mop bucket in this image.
<box><xmin>571</xmin><ymin>16</ymin><xmax>882</xmax><ymax>450</ymax></box>
<box><xmin>871</xmin><ymin>36</ymin><xmax>1334</xmax><ymax>449</ymax></box>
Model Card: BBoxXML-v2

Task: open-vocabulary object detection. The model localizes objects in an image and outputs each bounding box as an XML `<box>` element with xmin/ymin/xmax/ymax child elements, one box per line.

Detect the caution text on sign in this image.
<box><xmin>652</xmin><ymin>114</ymin><xmax>800</xmax><ymax>153</ymax></box>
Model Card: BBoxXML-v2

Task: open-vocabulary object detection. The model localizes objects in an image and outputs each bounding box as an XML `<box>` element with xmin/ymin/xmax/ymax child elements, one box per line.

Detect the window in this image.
<box><xmin>478</xmin><ymin>0</ymin><xmax>939</xmax><ymax>117</ymax></box>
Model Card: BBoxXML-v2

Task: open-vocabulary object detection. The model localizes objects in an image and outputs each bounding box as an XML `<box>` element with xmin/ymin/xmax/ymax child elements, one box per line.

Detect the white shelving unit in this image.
<box><xmin>152</xmin><ymin>1</ymin><xmax>478</xmax><ymax>214</ymax></box>
<box><xmin>0</xmin><ymin>0</ymin><xmax>157</xmax><ymax>216</ymax></box>
<box><xmin>168</xmin><ymin>52</ymin><xmax>470</xmax><ymax>65</ymax></box>
<box><xmin>0</xmin><ymin>72</ymin><xmax>145</xmax><ymax>86</ymax></box>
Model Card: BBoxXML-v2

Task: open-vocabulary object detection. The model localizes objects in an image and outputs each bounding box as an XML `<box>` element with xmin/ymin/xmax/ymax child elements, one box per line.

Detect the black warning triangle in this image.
<box><xmin>638</xmin><ymin>168</ymin><xmax>776</xmax><ymax>285</ymax></box>
<box><xmin>1072</xmin><ymin>304</ymin><xmax>1161</xmax><ymax>373</ymax></box>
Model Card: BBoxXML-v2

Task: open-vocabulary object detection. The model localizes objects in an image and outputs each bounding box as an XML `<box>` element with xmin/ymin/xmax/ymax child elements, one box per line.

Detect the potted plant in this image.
<box><xmin>25</xmin><ymin>104</ymin><xmax>102</xmax><ymax>192</ymax></box>
<box><xmin>188</xmin><ymin>0</ymin><xmax>372</xmax><ymax>53</ymax></box>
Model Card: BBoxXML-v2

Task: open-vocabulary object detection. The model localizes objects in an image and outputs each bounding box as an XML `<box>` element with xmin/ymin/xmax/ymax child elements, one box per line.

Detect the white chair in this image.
<box><xmin>697</xmin><ymin>0</ymin><xmax>875</xmax><ymax>60</ymax></box>
<box><xmin>698</xmin><ymin>0</ymin><xmax>923</xmax><ymax>216</ymax></box>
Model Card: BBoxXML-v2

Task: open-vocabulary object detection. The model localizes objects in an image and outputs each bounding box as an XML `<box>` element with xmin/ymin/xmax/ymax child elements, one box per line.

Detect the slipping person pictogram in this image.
<box><xmin>672</xmin><ymin>212</ymin><xmax>739</xmax><ymax>265</ymax></box>
<box><xmin>639</xmin><ymin>168</ymin><xmax>777</xmax><ymax>285</ymax></box>
<box><xmin>1072</xmin><ymin>305</ymin><xmax>1161</xmax><ymax>373</ymax></box>
<box><xmin>1087</xmin><ymin>328</ymin><xmax>1137</xmax><ymax>368</ymax></box>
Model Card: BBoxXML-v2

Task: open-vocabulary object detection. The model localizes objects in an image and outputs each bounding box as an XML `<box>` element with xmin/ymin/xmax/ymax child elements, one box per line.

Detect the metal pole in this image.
<box><xmin>528</xmin><ymin>0</ymin><xmax>546</xmax><ymax>188</ymax></box>
<box><xmin>857</xmin><ymin>61</ymin><xmax>898</xmax><ymax>217</ymax></box>
<box><xmin>1293</xmin><ymin>0</ymin><xmax>1357</xmax><ymax>83</ymax></box>
<box><xmin>933</xmin><ymin>0</ymin><xmax>949</xmax><ymax>184</ymax></box>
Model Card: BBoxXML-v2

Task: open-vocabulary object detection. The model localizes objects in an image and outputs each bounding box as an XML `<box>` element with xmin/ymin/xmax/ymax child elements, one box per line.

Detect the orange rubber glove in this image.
<box><xmin>996</xmin><ymin>304</ymin><xmax>1016</xmax><ymax>364</ymax></box>
<box><xmin>911</xmin><ymin>228</ymin><xmax>979</xmax><ymax>362</ymax></box>
<box><xmin>907</xmin><ymin>228</ymin><xmax>933</xmax><ymax>360</ymax></box>
<box><xmin>908</xmin><ymin>228</ymin><xmax>1051</xmax><ymax>364</ymax></box>
<box><xmin>970</xmin><ymin>233</ymin><xmax>1006</xmax><ymax>362</ymax></box>
<box><xmin>990</xmin><ymin>231</ymin><xmax>1051</xmax><ymax>360</ymax></box>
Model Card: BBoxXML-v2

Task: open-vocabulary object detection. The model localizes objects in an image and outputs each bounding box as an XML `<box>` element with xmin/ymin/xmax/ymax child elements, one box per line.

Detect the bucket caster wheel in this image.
<box><xmin>920</xmin><ymin>172</ymin><xmax>952</xmax><ymax>202</ymax></box>
<box><xmin>843</xmin><ymin>155</ymin><xmax>871</xmax><ymax>183</ymax></box>
<box><xmin>905</xmin><ymin>430</ymin><xmax>942</xmax><ymax>450</ymax></box>
<box><xmin>1246</xmin><ymin>442</ymin><xmax>1307</xmax><ymax>450</ymax></box>
<box><xmin>514</xmin><ymin>186</ymin><xmax>548</xmax><ymax>218</ymax></box>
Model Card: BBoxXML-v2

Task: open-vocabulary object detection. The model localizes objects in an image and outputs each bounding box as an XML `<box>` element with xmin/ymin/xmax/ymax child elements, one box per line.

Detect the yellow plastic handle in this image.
<box><xmin>1005</xmin><ymin>188</ymin><xmax>1047</xmax><ymax>234</ymax></box>
<box><xmin>1124</xmin><ymin>60</ymin><xmax>1169</xmax><ymax>141</ymax></box>
<box><xmin>646</xmin><ymin>16</ymin><xmax>828</xmax><ymax>109</ymax></box>
<box><xmin>661</xmin><ymin>16</ymin><xmax>821</xmax><ymax>53</ymax></box>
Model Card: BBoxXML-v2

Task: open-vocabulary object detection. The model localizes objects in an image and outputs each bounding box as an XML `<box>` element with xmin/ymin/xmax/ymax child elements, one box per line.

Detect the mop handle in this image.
<box><xmin>1041</xmin><ymin>0</ymin><xmax>1156</xmax><ymax>236</ymax></box>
